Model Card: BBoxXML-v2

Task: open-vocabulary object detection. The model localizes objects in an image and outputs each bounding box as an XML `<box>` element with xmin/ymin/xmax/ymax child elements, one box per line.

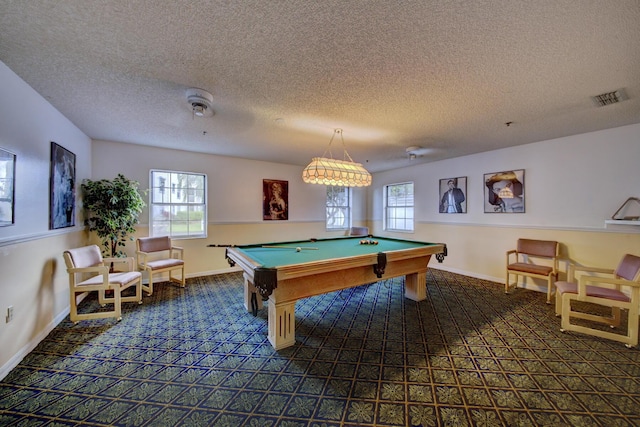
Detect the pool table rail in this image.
<box><xmin>226</xmin><ymin>242</ymin><xmax>445</xmax><ymax>299</ymax></box>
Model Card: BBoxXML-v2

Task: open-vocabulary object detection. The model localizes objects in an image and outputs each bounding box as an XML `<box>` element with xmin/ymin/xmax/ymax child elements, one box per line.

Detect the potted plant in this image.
<box><xmin>81</xmin><ymin>174</ymin><xmax>146</xmax><ymax>258</ymax></box>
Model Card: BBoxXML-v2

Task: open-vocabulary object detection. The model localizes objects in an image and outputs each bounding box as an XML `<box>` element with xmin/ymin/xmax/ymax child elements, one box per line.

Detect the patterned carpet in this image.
<box><xmin>1</xmin><ymin>269</ymin><xmax>639</xmax><ymax>427</ymax></box>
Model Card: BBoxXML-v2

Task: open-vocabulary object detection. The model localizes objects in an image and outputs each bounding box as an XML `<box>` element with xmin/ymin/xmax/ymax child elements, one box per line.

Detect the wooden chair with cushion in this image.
<box><xmin>64</xmin><ymin>245</ymin><xmax>142</xmax><ymax>323</ymax></box>
<box><xmin>506</xmin><ymin>238</ymin><xmax>559</xmax><ymax>303</ymax></box>
<box><xmin>554</xmin><ymin>254</ymin><xmax>640</xmax><ymax>348</ymax></box>
<box><xmin>136</xmin><ymin>236</ymin><xmax>185</xmax><ymax>296</ymax></box>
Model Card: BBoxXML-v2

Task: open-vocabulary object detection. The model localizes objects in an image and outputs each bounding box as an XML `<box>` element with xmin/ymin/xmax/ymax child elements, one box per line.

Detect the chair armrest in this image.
<box><xmin>136</xmin><ymin>250</ymin><xmax>150</xmax><ymax>268</ymax></box>
<box><xmin>67</xmin><ymin>265</ymin><xmax>109</xmax><ymax>275</ymax></box>
<box><xmin>506</xmin><ymin>249</ymin><xmax>518</xmax><ymax>264</ymax></box>
<box><xmin>578</xmin><ymin>274</ymin><xmax>640</xmax><ymax>297</ymax></box>
<box><xmin>573</xmin><ymin>265</ymin><xmax>614</xmax><ymax>274</ymax></box>
<box><xmin>67</xmin><ymin>265</ymin><xmax>110</xmax><ymax>288</ymax></box>
<box><xmin>103</xmin><ymin>256</ymin><xmax>135</xmax><ymax>272</ymax></box>
<box><xmin>566</xmin><ymin>263</ymin><xmax>614</xmax><ymax>282</ymax></box>
<box><xmin>580</xmin><ymin>275</ymin><xmax>640</xmax><ymax>288</ymax></box>
<box><xmin>171</xmin><ymin>246</ymin><xmax>184</xmax><ymax>259</ymax></box>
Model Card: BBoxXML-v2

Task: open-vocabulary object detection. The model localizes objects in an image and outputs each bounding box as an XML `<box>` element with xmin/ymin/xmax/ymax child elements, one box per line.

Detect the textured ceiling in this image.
<box><xmin>1</xmin><ymin>1</ymin><xmax>639</xmax><ymax>172</ymax></box>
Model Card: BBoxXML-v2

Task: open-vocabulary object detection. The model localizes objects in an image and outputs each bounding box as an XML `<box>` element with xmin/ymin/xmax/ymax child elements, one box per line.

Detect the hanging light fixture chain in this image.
<box><xmin>337</xmin><ymin>128</ymin><xmax>355</xmax><ymax>162</ymax></box>
<box><xmin>321</xmin><ymin>129</ymin><xmax>339</xmax><ymax>159</ymax></box>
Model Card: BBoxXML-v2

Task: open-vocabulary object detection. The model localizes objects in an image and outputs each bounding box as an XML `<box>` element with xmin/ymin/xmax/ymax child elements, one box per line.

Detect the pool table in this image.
<box><xmin>225</xmin><ymin>236</ymin><xmax>446</xmax><ymax>350</ymax></box>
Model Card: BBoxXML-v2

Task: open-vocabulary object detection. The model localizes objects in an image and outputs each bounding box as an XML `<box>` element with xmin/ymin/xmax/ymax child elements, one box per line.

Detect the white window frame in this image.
<box><xmin>326</xmin><ymin>185</ymin><xmax>351</xmax><ymax>231</ymax></box>
<box><xmin>149</xmin><ymin>169</ymin><xmax>207</xmax><ymax>239</ymax></box>
<box><xmin>384</xmin><ymin>182</ymin><xmax>414</xmax><ymax>232</ymax></box>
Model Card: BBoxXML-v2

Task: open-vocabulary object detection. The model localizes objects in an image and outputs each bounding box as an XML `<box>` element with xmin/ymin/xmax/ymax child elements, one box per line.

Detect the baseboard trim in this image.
<box><xmin>0</xmin><ymin>308</ymin><xmax>70</xmax><ymax>381</ymax></box>
<box><xmin>430</xmin><ymin>265</ymin><xmax>547</xmax><ymax>294</ymax></box>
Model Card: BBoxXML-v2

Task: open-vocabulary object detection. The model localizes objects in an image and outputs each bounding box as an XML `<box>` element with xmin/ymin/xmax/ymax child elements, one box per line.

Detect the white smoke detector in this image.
<box><xmin>186</xmin><ymin>88</ymin><xmax>214</xmax><ymax>117</ymax></box>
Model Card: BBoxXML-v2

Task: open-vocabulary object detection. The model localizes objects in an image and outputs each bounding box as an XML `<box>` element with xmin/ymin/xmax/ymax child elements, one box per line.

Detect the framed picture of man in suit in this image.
<box><xmin>439</xmin><ymin>176</ymin><xmax>467</xmax><ymax>213</ymax></box>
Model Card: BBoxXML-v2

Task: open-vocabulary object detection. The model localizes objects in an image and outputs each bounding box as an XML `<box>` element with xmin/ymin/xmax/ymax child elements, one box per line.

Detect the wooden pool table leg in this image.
<box><xmin>243</xmin><ymin>273</ymin><xmax>263</xmax><ymax>313</ymax></box>
<box><xmin>268</xmin><ymin>296</ymin><xmax>296</xmax><ymax>350</ymax></box>
<box><xmin>404</xmin><ymin>271</ymin><xmax>427</xmax><ymax>301</ymax></box>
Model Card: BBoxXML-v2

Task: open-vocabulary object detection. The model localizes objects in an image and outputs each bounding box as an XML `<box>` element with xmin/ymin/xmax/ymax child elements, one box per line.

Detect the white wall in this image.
<box><xmin>92</xmin><ymin>141</ymin><xmax>328</xmax><ymax>223</ymax></box>
<box><xmin>0</xmin><ymin>63</ymin><xmax>92</xmax><ymax>241</ymax></box>
<box><xmin>371</xmin><ymin>124</ymin><xmax>640</xmax><ymax>229</ymax></box>
<box><xmin>91</xmin><ymin>140</ymin><xmax>369</xmax><ymax>274</ymax></box>
<box><xmin>0</xmin><ymin>61</ymin><xmax>92</xmax><ymax>378</ymax></box>
<box><xmin>370</xmin><ymin>123</ymin><xmax>640</xmax><ymax>281</ymax></box>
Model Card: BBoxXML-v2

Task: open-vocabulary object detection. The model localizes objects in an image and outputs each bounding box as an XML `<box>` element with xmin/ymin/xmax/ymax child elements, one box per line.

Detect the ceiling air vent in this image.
<box><xmin>591</xmin><ymin>89</ymin><xmax>628</xmax><ymax>107</ymax></box>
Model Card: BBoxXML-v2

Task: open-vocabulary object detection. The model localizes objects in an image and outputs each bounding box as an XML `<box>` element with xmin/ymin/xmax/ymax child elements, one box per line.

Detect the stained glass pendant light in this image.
<box><xmin>302</xmin><ymin>129</ymin><xmax>372</xmax><ymax>187</ymax></box>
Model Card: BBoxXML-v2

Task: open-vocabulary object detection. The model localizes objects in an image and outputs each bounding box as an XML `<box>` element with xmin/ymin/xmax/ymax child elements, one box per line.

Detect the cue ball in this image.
<box><xmin>296</xmin><ymin>247</ymin><xmax>301</xmax><ymax>252</ymax></box>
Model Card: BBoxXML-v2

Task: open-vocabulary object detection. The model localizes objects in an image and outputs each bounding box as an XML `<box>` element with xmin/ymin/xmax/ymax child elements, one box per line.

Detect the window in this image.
<box><xmin>150</xmin><ymin>170</ymin><xmax>207</xmax><ymax>238</ymax></box>
<box><xmin>384</xmin><ymin>182</ymin><xmax>414</xmax><ymax>231</ymax></box>
<box><xmin>326</xmin><ymin>186</ymin><xmax>351</xmax><ymax>230</ymax></box>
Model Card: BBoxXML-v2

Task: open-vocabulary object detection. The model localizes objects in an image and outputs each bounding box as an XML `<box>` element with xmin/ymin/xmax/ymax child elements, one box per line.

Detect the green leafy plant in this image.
<box><xmin>81</xmin><ymin>174</ymin><xmax>146</xmax><ymax>258</ymax></box>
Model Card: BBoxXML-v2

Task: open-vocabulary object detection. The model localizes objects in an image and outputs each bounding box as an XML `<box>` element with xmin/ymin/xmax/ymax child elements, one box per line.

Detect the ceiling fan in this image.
<box><xmin>405</xmin><ymin>145</ymin><xmax>437</xmax><ymax>159</ymax></box>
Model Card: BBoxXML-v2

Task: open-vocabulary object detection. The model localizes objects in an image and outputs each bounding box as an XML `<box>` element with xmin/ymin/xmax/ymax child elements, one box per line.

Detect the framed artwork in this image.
<box><xmin>263</xmin><ymin>179</ymin><xmax>288</xmax><ymax>220</ymax></box>
<box><xmin>0</xmin><ymin>148</ymin><xmax>16</xmax><ymax>226</ymax></box>
<box><xmin>439</xmin><ymin>176</ymin><xmax>467</xmax><ymax>213</ymax></box>
<box><xmin>484</xmin><ymin>169</ymin><xmax>525</xmax><ymax>213</ymax></box>
<box><xmin>50</xmin><ymin>142</ymin><xmax>76</xmax><ymax>229</ymax></box>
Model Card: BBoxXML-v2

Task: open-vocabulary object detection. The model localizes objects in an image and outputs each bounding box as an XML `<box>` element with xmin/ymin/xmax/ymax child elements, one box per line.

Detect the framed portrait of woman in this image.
<box><xmin>484</xmin><ymin>169</ymin><xmax>525</xmax><ymax>213</ymax></box>
<box><xmin>439</xmin><ymin>176</ymin><xmax>467</xmax><ymax>213</ymax></box>
<box><xmin>263</xmin><ymin>179</ymin><xmax>288</xmax><ymax>220</ymax></box>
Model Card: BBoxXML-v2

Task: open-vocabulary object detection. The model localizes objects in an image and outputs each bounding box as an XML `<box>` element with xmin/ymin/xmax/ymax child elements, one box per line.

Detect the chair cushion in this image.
<box><xmin>517</xmin><ymin>239</ymin><xmax>557</xmax><ymax>257</ymax></box>
<box><xmin>79</xmin><ymin>271</ymin><xmax>142</xmax><ymax>287</ymax></box>
<box><xmin>66</xmin><ymin>245</ymin><xmax>102</xmax><ymax>268</ymax></box>
<box><xmin>138</xmin><ymin>236</ymin><xmax>171</xmax><ymax>253</ymax></box>
<box><xmin>507</xmin><ymin>262</ymin><xmax>553</xmax><ymax>276</ymax></box>
<box><xmin>146</xmin><ymin>258</ymin><xmax>184</xmax><ymax>270</ymax></box>
<box><xmin>615</xmin><ymin>254</ymin><xmax>640</xmax><ymax>281</ymax></box>
<box><xmin>555</xmin><ymin>281</ymin><xmax>630</xmax><ymax>302</ymax></box>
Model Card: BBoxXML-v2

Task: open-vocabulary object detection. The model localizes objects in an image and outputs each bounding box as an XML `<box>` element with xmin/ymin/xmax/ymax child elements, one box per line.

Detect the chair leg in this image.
<box><xmin>627</xmin><ymin>302</ymin><xmax>639</xmax><ymax>348</ymax></box>
<box><xmin>555</xmin><ymin>289</ymin><xmax>563</xmax><ymax>317</ymax></box>
<box><xmin>114</xmin><ymin>287</ymin><xmax>122</xmax><ymax>321</ymax></box>
<box><xmin>170</xmin><ymin>267</ymin><xmax>186</xmax><ymax>288</ymax></box>
<box><xmin>70</xmin><ymin>290</ymin><xmax>79</xmax><ymax>323</ymax></box>
<box><xmin>136</xmin><ymin>278</ymin><xmax>143</xmax><ymax>304</ymax></box>
<box><xmin>505</xmin><ymin>271</ymin><xmax>514</xmax><ymax>294</ymax></box>
<box><xmin>179</xmin><ymin>266</ymin><xmax>185</xmax><ymax>287</ymax></box>
<box><xmin>611</xmin><ymin>307</ymin><xmax>621</xmax><ymax>328</ymax></box>
<box><xmin>546</xmin><ymin>277</ymin><xmax>553</xmax><ymax>304</ymax></box>
<box><xmin>98</xmin><ymin>290</ymin><xmax>107</xmax><ymax>306</ymax></box>
<box><xmin>142</xmin><ymin>271</ymin><xmax>154</xmax><ymax>296</ymax></box>
<box><xmin>560</xmin><ymin>293</ymin><xmax>572</xmax><ymax>333</ymax></box>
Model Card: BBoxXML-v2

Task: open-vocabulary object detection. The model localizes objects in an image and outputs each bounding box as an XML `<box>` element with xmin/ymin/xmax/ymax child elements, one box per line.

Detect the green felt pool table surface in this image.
<box><xmin>229</xmin><ymin>236</ymin><xmax>441</xmax><ymax>267</ymax></box>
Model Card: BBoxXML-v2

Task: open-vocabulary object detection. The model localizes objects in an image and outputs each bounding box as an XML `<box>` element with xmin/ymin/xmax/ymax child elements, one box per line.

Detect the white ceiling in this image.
<box><xmin>1</xmin><ymin>1</ymin><xmax>639</xmax><ymax>173</ymax></box>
